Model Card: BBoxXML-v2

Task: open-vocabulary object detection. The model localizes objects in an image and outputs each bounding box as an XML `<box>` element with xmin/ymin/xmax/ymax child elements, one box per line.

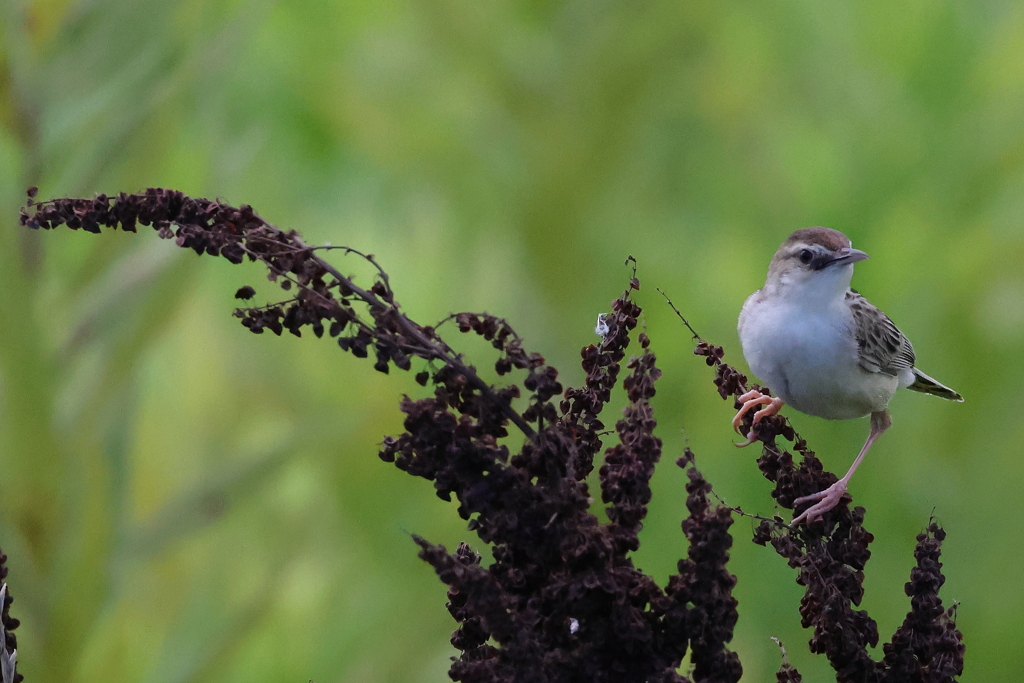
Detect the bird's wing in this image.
<box><xmin>845</xmin><ymin>290</ymin><xmax>916</xmax><ymax>376</ymax></box>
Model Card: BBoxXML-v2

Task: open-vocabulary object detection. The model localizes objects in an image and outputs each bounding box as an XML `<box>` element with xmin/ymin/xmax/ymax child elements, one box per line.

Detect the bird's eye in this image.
<box><xmin>798</xmin><ymin>249</ymin><xmax>813</xmax><ymax>264</ymax></box>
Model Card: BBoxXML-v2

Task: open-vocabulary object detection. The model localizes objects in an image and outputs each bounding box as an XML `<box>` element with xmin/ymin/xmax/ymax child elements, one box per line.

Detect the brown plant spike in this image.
<box><xmin>23</xmin><ymin>188</ymin><xmax>745</xmax><ymax>683</ymax></box>
<box><xmin>0</xmin><ymin>548</ymin><xmax>22</xmax><ymax>683</ymax></box>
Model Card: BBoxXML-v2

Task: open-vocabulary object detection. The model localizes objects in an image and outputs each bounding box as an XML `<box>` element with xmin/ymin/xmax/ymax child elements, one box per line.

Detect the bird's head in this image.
<box><xmin>765</xmin><ymin>227</ymin><xmax>869</xmax><ymax>301</ymax></box>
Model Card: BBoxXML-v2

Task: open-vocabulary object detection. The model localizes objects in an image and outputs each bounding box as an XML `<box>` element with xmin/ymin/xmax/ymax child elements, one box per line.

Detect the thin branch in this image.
<box><xmin>657</xmin><ymin>287</ymin><xmax>703</xmax><ymax>341</ymax></box>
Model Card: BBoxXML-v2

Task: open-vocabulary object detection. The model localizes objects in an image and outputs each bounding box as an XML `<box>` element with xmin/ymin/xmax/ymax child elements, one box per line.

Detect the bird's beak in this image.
<box><xmin>827</xmin><ymin>247</ymin><xmax>869</xmax><ymax>267</ymax></box>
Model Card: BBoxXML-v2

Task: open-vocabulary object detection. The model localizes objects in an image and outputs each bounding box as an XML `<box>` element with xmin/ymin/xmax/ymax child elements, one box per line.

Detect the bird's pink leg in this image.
<box><xmin>792</xmin><ymin>410</ymin><xmax>892</xmax><ymax>525</ymax></box>
<box><xmin>732</xmin><ymin>389</ymin><xmax>785</xmax><ymax>447</ymax></box>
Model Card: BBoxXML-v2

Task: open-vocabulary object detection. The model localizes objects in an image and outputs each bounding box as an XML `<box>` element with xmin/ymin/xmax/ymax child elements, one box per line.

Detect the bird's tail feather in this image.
<box><xmin>909</xmin><ymin>369</ymin><xmax>963</xmax><ymax>402</ymax></box>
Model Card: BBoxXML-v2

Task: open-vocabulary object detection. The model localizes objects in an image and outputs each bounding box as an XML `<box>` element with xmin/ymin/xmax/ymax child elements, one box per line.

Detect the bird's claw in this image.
<box><xmin>731</xmin><ymin>390</ymin><xmax>768</xmax><ymax>433</ymax></box>
<box><xmin>731</xmin><ymin>390</ymin><xmax>784</xmax><ymax>447</ymax></box>
<box><xmin>791</xmin><ymin>480</ymin><xmax>849</xmax><ymax>525</ymax></box>
<box><xmin>734</xmin><ymin>430</ymin><xmax>758</xmax><ymax>448</ymax></box>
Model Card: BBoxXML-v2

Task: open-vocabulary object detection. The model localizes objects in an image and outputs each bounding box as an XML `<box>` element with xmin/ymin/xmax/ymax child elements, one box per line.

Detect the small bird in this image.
<box><xmin>735</xmin><ymin>227</ymin><xmax>962</xmax><ymax>525</ymax></box>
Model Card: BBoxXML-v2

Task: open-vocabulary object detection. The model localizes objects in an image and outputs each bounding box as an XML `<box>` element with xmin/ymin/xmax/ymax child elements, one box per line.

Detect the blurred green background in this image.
<box><xmin>0</xmin><ymin>1</ymin><xmax>1021</xmax><ymax>681</ymax></box>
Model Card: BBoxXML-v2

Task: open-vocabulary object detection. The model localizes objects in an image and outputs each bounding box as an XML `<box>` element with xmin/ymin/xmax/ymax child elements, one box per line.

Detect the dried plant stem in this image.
<box><xmin>291</xmin><ymin>236</ymin><xmax>537</xmax><ymax>438</ymax></box>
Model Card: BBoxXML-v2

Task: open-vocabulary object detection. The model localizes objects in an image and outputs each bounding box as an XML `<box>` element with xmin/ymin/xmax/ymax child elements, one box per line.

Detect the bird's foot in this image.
<box><xmin>732</xmin><ymin>390</ymin><xmax>784</xmax><ymax>447</ymax></box>
<box><xmin>791</xmin><ymin>480</ymin><xmax>849</xmax><ymax>525</ymax></box>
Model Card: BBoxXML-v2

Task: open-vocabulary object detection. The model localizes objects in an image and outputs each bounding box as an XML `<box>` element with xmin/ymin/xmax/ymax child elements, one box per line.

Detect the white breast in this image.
<box><xmin>738</xmin><ymin>291</ymin><xmax>897</xmax><ymax>420</ymax></box>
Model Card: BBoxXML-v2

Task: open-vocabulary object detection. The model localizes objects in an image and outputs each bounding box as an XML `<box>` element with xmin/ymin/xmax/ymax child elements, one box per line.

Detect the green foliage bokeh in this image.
<box><xmin>0</xmin><ymin>1</ymin><xmax>1021</xmax><ymax>681</ymax></box>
